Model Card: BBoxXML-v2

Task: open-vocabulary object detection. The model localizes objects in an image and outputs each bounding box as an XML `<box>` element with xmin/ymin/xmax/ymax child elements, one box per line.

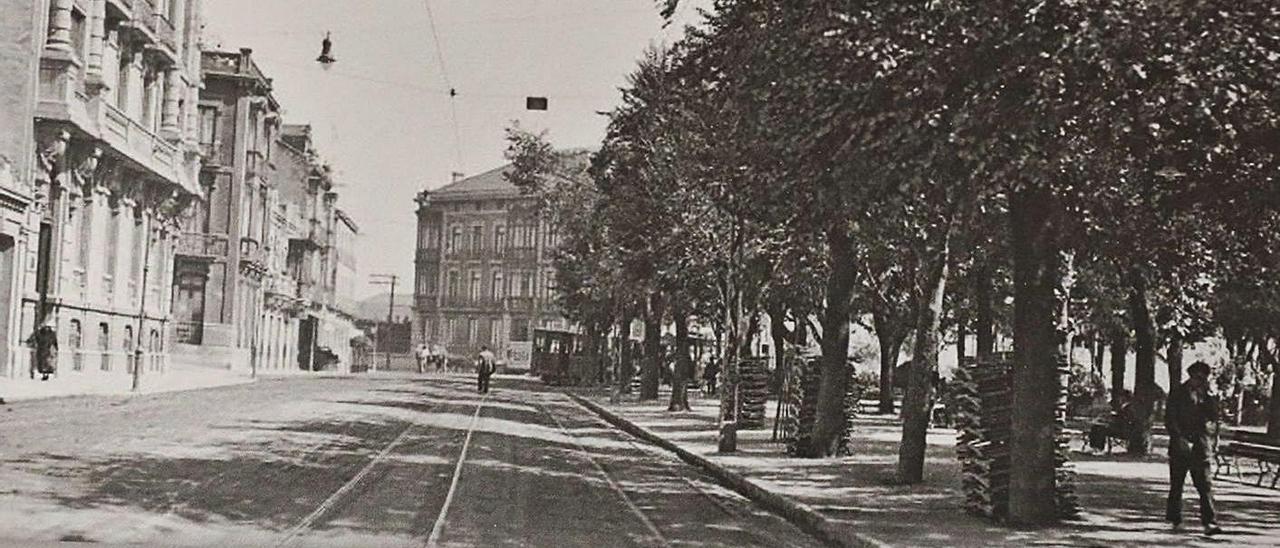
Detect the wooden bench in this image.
<box><xmin>1214</xmin><ymin>430</ymin><xmax>1280</xmax><ymax>488</ymax></box>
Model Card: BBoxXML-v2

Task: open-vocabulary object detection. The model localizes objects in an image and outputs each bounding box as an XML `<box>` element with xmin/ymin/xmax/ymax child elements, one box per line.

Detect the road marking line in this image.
<box><xmin>542</xmin><ymin>402</ymin><xmax>671</xmax><ymax>548</ymax></box>
<box><xmin>277</xmin><ymin>423</ymin><xmax>415</xmax><ymax>547</ymax></box>
<box><xmin>426</xmin><ymin>394</ymin><xmax>487</xmax><ymax>547</ymax></box>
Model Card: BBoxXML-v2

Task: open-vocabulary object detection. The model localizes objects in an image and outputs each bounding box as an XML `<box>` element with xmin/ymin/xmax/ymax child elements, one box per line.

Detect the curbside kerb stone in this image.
<box><xmin>567</xmin><ymin>392</ymin><xmax>888</xmax><ymax>548</ymax></box>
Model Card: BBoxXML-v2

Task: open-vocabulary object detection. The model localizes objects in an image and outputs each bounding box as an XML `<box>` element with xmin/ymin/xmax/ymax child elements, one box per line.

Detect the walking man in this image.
<box><xmin>414</xmin><ymin>344</ymin><xmax>429</xmax><ymax>374</ymax></box>
<box><xmin>476</xmin><ymin>345</ymin><xmax>496</xmax><ymax>394</ymax></box>
<box><xmin>28</xmin><ymin>319</ymin><xmax>58</xmax><ymax>381</ymax></box>
<box><xmin>1165</xmin><ymin>360</ymin><xmax>1221</xmax><ymax>535</ymax></box>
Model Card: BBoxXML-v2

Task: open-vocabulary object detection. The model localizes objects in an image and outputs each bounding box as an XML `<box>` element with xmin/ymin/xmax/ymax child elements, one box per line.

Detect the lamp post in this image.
<box><xmin>132</xmin><ymin>215</ymin><xmax>152</xmax><ymax>392</ymax></box>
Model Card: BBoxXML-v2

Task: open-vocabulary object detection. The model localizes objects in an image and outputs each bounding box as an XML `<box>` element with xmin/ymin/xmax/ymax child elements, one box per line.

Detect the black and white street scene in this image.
<box><xmin>1</xmin><ymin>1</ymin><xmax>1278</xmax><ymax>546</ymax></box>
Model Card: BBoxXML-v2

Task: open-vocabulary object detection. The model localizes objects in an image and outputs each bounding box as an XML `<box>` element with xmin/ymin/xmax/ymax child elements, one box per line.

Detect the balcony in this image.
<box><xmin>505</xmin><ymin>296</ymin><xmax>535</xmax><ymax>311</ymax></box>
<box><xmin>176</xmin><ymin>233</ymin><xmax>228</xmax><ymax>260</ymax></box>
<box><xmin>239</xmin><ymin>237</ymin><xmax>264</xmax><ymax>266</ymax></box>
<box><xmin>441</xmin><ymin>295</ymin><xmax>500</xmax><ymax>309</ymax></box>
<box><xmin>504</xmin><ymin>247</ymin><xmax>537</xmax><ymax>262</ymax></box>
<box><xmin>265</xmin><ymin>274</ymin><xmax>297</xmax><ymax>297</ymax></box>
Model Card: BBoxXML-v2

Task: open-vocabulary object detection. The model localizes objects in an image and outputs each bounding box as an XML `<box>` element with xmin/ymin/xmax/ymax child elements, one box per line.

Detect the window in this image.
<box><xmin>469</xmin><ymin>271</ymin><xmax>481</xmax><ymax>300</ymax></box>
<box><xmin>116</xmin><ymin>46</ymin><xmax>130</xmax><ymax>110</ymax></box>
<box><xmin>450</xmin><ymin>226</ymin><xmax>461</xmax><ymax>253</ymax></box>
<box><xmin>470</xmin><ymin>225</ymin><xmax>483</xmax><ymax>252</ymax></box>
<box><xmin>198</xmin><ymin>106</ymin><xmax>218</xmax><ymax>150</ymax></box>
<box><xmin>447</xmin><ymin>318</ymin><xmax>459</xmax><ymax>343</ymax></box>
<box><xmin>494</xmin><ymin>225</ymin><xmax>506</xmax><ymax>251</ymax></box>
<box><xmin>123</xmin><ymin>325</ymin><xmax>134</xmax><ymax>372</ymax></box>
<box><xmin>520</xmin><ymin>272</ymin><xmax>533</xmax><ymax>297</ymax></box>
<box><xmin>70</xmin><ymin>9</ymin><xmax>86</xmax><ymax>64</ymax></box>
<box><xmin>98</xmin><ymin>323</ymin><xmax>111</xmax><ymax>371</ymax></box>
<box><xmin>510</xmin><ymin>318</ymin><xmax>530</xmax><ymax>342</ymax></box>
<box><xmin>491</xmin><ymin>272</ymin><xmax>503</xmax><ymax>300</ymax></box>
<box><xmin>490</xmin><ymin>319</ymin><xmax>502</xmax><ymax>345</ymax></box>
<box><xmin>69</xmin><ymin>320</ymin><xmax>82</xmax><ymax>371</ymax></box>
<box><xmin>104</xmin><ymin>210</ymin><xmax>119</xmax><ymax>293</ymax></box>
<box><xmin>468</xmin><ymin>318</ymin><xmax>478</xmax><ymax>344</ymax></box>
<box><xmin>447</xmin><ymin>271</ymin><xmax>459</xmax><ymax>297</ymax></box>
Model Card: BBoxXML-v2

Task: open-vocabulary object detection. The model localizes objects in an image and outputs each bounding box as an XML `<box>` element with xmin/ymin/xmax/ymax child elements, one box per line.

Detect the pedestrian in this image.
<box><xmin>414</xmin><ymin>343</ymin><xmax>429</xmax><ymax>374</ymax></box>
<box><xmin>1165</xmin><ymin>360</ymin><xmax>1222</xmax><ymax>535</ymax></box>
<box><xmin>433</xmin><ymin>343</ymin><xmax>447</xmax><ymax>372</ymax></box>
<box><xmin>28</xmin><ymin>319</ymin><xmax>58</xmax><ymax>381</ymax></box>
<box><xmin>702</xmin><ymin>357</ymin><xmax>719</xmax><ymax>396</ymax></box>
<box><xmin>476</xmin><ymin>345</ymin><xmax>496</xmax><ymax>394</ymax></box>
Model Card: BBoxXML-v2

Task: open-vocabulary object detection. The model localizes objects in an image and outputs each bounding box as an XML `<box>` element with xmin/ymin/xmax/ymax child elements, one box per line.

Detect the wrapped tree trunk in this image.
<box><xmin>1007</xmin><ymin>187</ymin><xmax>1068</xmax><ymax>526</ymax></box>
<box><xmin>899</xmin><ymin>238</ymin><xmax>950</xmax><ymax>483</ymax></box>
<box><xmin>811</xmin><ymin>226</ymin><xmax>857</xmax><ymax>457</ymax></box>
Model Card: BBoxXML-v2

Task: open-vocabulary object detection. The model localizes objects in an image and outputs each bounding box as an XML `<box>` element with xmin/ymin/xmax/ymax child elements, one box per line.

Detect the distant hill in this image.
<box><xmin>355</xmin><ymin>292</ymin><xmax>414</xmax><ymax>322</ymax></box>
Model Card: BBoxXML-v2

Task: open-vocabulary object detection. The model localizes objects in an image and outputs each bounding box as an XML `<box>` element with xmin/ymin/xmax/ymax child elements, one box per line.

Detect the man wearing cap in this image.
<box><xmin>1164</xmin><ymin>360</ymin><xmax>1221</xmax><ymax>535</ymax></box>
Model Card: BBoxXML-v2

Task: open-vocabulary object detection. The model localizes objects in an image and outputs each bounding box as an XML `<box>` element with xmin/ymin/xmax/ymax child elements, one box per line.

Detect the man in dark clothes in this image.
<box><xmin>1165</xmin><ymin>360</ymin><xmax>1221</xmax><ymax>535</ymax></box>
<box><xmin>29</xmin><ymin>321</ymin><xmax>58</xmax><ymax>381</ymax></box>
<box><xmin>702</xmin><ymin>357</ymin><xmax>720</xmax><ymax>396</ymax></box>
<box><xmin>476</xmin><ymin>345</ymin><xmax>496</xmax><ymax>394</ymax></box>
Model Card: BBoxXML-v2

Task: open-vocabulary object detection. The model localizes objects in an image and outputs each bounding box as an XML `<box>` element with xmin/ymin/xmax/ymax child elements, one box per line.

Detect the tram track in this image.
<box><xmin>549</xmin><ymin>396</ymin><xmax>815</xmax><ymax>548</ymax></box>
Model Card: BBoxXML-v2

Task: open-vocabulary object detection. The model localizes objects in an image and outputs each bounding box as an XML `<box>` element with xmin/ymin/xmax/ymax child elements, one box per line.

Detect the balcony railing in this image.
<box><xmin>176</xmin><ymin>233</ymin><xmax>228</xmax><ymax>259</ymax></box>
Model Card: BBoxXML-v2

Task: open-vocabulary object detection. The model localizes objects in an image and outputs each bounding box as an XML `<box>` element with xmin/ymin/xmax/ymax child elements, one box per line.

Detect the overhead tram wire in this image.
<box><xmin>422</xmin><ymin>0</ymin><xmax>464</xmax><ymax>171</ymax></box>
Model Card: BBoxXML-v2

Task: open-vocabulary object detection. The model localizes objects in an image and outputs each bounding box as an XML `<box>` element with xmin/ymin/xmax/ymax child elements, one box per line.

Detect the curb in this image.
<box><xmin>567</xmin><ymin>393</ymin><xmax>887</xmax><ymax>548</ymax></box>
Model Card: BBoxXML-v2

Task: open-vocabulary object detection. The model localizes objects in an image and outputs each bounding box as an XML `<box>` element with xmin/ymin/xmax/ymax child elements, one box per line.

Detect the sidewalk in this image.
<box><xmin>0</xmin><ymin>365</ymin><xmax>256</xmax><ymax>403</ymax></box>
<box><xmin>574</xmin><ymin>387</ymin><xmax>1280</xmax><ymax>547</ymax></box>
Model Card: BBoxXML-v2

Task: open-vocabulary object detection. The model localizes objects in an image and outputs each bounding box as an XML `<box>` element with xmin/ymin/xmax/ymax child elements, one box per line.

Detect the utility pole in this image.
<box><xmin>370</xmin><ymin>274</ymin><xmax>398</xmax><ymax>372</ymax></box>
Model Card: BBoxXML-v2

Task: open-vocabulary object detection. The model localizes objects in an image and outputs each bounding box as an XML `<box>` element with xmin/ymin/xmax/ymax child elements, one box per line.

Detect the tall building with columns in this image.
<box><xmin>0</xmin><ymin>0</ymin><xmax>43</xmax><ymax>379</ymax></box>
<box><xmin>15</xmin><ymin>0</ymin><xmax>205</xmax><ymax>380</ymax></box>
<box><xmin>412</xmin><ymin>165</ymin><xmax>572</xmax><ymax>363</ymax></box>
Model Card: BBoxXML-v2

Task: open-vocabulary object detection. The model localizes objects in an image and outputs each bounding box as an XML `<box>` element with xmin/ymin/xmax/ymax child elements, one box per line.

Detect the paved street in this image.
<box><xmin>0</xmin><ymin>374</ymin><xmax>819</xmax><ymax>547</ymax></box>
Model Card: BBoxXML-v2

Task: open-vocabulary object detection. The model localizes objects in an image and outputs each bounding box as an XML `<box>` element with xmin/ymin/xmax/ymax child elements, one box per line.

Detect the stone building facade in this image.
<box><xmin>12</xmin><ymin>0</ymin><xmax>204</xmax><ymax>381</ymax></box>
<box><xmin>170</xmin><ymin>48</ymin><xmax>274</xmax><ymax>371</ymax></box>
<box><xmin>0</xmin><ymin>0</ymin><xmax>43</xmax><ymax>380</ymax></box>
<box><xmin>412</xmin><ymin>165</ymin><xmax>570</xmax><ymax>362</ymax></box>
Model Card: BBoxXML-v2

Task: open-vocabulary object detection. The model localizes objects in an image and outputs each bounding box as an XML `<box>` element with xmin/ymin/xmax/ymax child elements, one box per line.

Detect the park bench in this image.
<box><xmin>1214</xmin><ymin>430</ymin><xmax>1280</xmax><ymax>488</ymax></box>
<box><xmin>1077</xmin><ymin>412</ymin><xmax>1128</xmax><ymax>454</ymax></box>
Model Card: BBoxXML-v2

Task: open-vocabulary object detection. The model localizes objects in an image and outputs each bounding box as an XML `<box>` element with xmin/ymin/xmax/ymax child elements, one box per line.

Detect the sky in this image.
<box><xmin>204</xmin><ymin>0</ymin><xmax>711</xmax><ymax>299</ymax></box>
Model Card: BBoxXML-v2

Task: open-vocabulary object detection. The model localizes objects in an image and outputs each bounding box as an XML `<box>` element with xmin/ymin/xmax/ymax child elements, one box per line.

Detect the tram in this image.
<box><xmin>532</xmin><ymin>328</ymin><xmax>604</xmax><ymax>385</ymax></box>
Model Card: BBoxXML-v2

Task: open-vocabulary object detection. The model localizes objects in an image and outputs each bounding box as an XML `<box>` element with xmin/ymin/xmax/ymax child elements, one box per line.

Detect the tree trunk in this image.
<box><xmin>1262</xmin><ymin>341</ymin><xmax>1280</xmax><ymax>440</ymax></box>
<box><xmin>1167</xmin><ymin>335</ymin><xmax>1184</xmax><ymax>389</ymax></box>
<box><xmin>669</xmin><ymin>308</ymin><xmax>692</xmax><ymax>412</ymax></box>
<box><xmin>1127</xmin><ymin>269</ymin><xmax>1157</xmax><ymax>455</ymax></box>
<box><xmin>1092</xmin><ymin>335</ymin><xmax>1106</xmax><ymax>379</ymax></box>
<box><xmin>769</xmin><ymin>303</ymin><xmax>791</xmax><ymax>397</ymax></box>
<box><xmin>975</xmin><ymin>260</ymin><xmax>995</xmax><ymax>359</ymax></box>
<box><xmin>810</xmin><ymin>227</ymin><xmax>857</xmax><ymax>457</ymax></box>
<box><xmin>1110</xmin><ymin>333</ymin><xmax>1128</xmax><ymax>410</ymax></box>
<box><xmin>1007</xmin><ymin>187</ymin><xmax>1067</xmax><ymax>526</ymax></box>
<box><xmin>874</xmin><ymin>324</ymin><xmax>904</xmax><ymax>415</ymax></box>
<box><xmin>641</xmin><ymin>292</ymin><xmax>664</xmax><ymax>400</ymax></box>
<box><xmin>898</xmin><ymin>238</ymin><xmax>950</xmax><ymax>484</ymax></box>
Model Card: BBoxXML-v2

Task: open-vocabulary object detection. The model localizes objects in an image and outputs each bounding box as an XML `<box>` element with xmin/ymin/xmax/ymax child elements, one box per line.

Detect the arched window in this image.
<box><xmin>98</xmin><ymin>323</ymin><xmax>111</xmax><ymax>371</ymax></box>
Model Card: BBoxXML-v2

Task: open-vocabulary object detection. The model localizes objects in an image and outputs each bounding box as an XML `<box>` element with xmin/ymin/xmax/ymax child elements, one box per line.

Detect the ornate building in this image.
<box><xmin>170</xmin><ymin>47</ymin><xmax>280</xmax><ymax>372</ymax></box>
<box><xmin>412</xmin><ymin>165</ymin><xmax>570</xmax><ymax>363</ymax></box>
<box><xmin>0</xmin><ymin>0</ymin><xmax>42</xmax><ymax>379</ymax></box>
<box><xmin>16</xmin><ymin>0</ymin><xmax>204</xmax><ymax>379</ymax></box>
